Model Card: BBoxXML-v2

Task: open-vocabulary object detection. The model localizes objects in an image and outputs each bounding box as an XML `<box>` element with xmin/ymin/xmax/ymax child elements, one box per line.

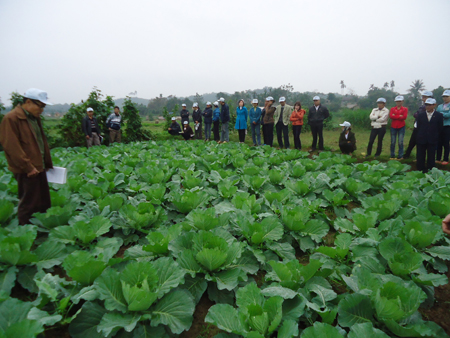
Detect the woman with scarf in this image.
<box><xmin>339</xmin><ymin>121</ymin><xmax>356</xmax><ymax>154</ymax></box>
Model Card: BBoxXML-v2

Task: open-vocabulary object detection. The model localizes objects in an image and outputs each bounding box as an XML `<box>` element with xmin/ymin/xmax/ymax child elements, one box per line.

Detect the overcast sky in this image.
<box><xmin>0</xmin><ymin>0</ymin><xmax>449</xmax><ymax>105</ymax></box>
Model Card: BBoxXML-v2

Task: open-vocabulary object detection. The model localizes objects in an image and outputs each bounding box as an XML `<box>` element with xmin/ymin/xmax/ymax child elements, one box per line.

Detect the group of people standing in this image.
<box><xmin>168</xmin><ymin>96</ymin><xmax>331</xmax><ymax>151</ymax></box>
<box><xmin>81</xmin><ymin>106</ymin><xmax>123</xmax><ymax>147</ymax></box>
<box><xmin>365</xmin><ymin>90</ymin><xmax>450</xmax><ymax>172</ymax></box>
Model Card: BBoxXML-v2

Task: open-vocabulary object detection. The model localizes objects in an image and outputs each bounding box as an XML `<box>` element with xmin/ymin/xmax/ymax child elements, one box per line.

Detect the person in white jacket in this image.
<box><xmin>365</xmin><ymin>98</ymin><xmax>390</xmax><ymax>158</ymax></box>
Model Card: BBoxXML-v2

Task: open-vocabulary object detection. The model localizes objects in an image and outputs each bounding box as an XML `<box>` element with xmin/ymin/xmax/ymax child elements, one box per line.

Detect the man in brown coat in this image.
<box><xmin>0</xmin><ymin>88</ymin><xmax>54</xmax><ymax>225</ymax></box>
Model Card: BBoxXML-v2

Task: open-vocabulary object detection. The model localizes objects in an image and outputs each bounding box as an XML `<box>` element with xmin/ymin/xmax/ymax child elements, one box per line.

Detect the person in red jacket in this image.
<box><xmin>290</xmin><ymin>101</ymin><xmax>305</xmax><ymax>150</ymax></box>
<box><xmin>389</xmin><ymin>95</ymin><xmax>408</xmax><ymax>159</ymax></box>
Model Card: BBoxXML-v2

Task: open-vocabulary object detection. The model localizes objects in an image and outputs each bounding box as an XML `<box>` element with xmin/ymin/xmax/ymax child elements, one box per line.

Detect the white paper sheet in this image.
<box><xmin>46</xmin><ymin>167</ymin><xmax>67</xmax><ymax>184</ymax></box>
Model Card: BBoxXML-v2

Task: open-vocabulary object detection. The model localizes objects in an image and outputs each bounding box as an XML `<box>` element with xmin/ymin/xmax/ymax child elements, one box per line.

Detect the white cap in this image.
<box><xmin>313</xmin><ymin>96</ymin><xmax>320</xmax><ymax>101</ymax></box>
<box><xmin>376</xmin><ymin>98</ymin><xmax>386</xmax><ymax>103</ymax></box>
<box><xmin>265</xmin><ymin>96</ymin><xmax>274</xmax><ymax>101</ymax></box>
<box><xmin>193</xmin><ymin>103</ymin><xmax>198</xmax><ymax>108</ymax></box>
<box><xmin>213</xmin><ymin>101</ymin><xmax>219</xmax><ymax>106</ymax></box>
<box><xmin>182</xmin><ymin>103</ymin><xmax>187</xmax><ymax>107</ymax></box>
<box><xmin>252</xmin><ymin>99</ymin><xmax>258</xmax><ymax>104</ymax></box>
<box><xmin>422</xmin><ymin>91</ymin><xmax>433</xmax><ymax>97</ymax></box>
<box><xmin>394</xmin><ymin>95</ymin><xmax>404</xmax><ymax>101</ymax></box>
<box><xmin>442</xmin><ymin>90</ymin><xmax>450</xmax><ymax>97</ymax></box>
<box><xmin>23</xmin><ymin>88</ymin><xmax>53</xmax><ymax>105</ymax></box>
<box><xmin>279</xmin><ymin>97</ymin><xmax>286</xmax><ymax>102</ymax></box>
<box><xmin>339</xmin><ymin>121</ymin><xmax>351</xmax><ymax>127</ymax></box>
<box><xmin>183</xmin><ymin>121</ymin><xmax>188</xmax><ymax>124</ymax></box>
<box><xmin>218</xmin><ymin>97</ymin><xmax>225</xmax><ymax>102</ymax></box>
<box><xmin>171</xmin><ymin>117</ymin><xmax>176</xmax><ymax>121</ymax></box>
<box><xmin>206</xmin><ymin>101</ymin><xmax>211</xmax><ymax>106</ymax></box>
<box><xmin>87</xmin><ymin>107</ymin><xmax>94</xmax><ymax>112</ymax></box>
<box><xmin>425</xmin><ymin>98</ymin><xmax>437</xmax><ymax>105</ymax></box>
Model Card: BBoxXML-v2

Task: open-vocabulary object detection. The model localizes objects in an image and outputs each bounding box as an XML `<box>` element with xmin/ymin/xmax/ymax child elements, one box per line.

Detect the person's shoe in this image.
<box><xmin>397</xmin><ymin>157</ymin><xmax>403</xmax><ymax>160</ymax></box>
<box><xmin>442</xmin><ymin>161</ymin><xmax>449</xmax><ymax>165</ymax></box>
<box><xmin>436</xmin><ymin>160</ymin><xmax>442</xmax><ymax>164</ymax></box>
<box><xmin>253</xmin><ymin>144</ymin><xmax>257</xmax><ymax>146</ymax></box>
<box><xmin>389</xmin><ymin>157</ymin><xmax>396</xmax><ymax>160</ymax></box>
<box><xmin>222</xmin><ymin>141</ymin><xmax>228</xmax><ymax>144</ymax></box>
<box><xmin>217</xmin><ymin>141</ymin><xmax>222</xmax><ymax>144</ymax></box>
<box><xmin>308</xmin><ymin>148</ymin><xmax>316</xmax><ymax>153</ymax></box>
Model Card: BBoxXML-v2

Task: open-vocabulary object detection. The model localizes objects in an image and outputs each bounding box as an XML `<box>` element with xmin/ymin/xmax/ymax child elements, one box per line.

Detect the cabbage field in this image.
<box><xmin>1</xmin><ymin>141</ymin><xmax>450</xmax><ymax>338</ymax></box>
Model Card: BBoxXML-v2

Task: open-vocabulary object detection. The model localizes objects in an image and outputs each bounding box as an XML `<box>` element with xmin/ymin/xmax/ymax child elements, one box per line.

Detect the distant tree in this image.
<box><xmin>432</xmin><ymin>86</ymin><xmax>446</xmax><ymax>106</ymax></box>
<box><xmin>163</xmin><ymin>104</ymin><xmax>179</xmax><ymax>130</ymax></box>
<box><xmin>327</xmin><ymin>93</ymin><xmax>337</xmax><ymax>102</ymax></box>
<box><xmin>10</xmin><ymin>91</ymin><xmax>24</xmax><ymax>108</ymax></box>
<box><xmin>122</xmin><ymin>97</ymin><xmax>152</xmax><ymax>142</ymax></box>
<box><xmin>340</xmin><ymin>80</ymin><xmax>346</xmax><ymax>95</ymax></box>
<box><xmin>383</xmin><ymin>82</ymin><xmax>389</xmax><ymax>89</ymax></box>
<box><xmin>369</xmin><ymin>84</ymin><xmax>375</xmax><ymax>91</ymax></box>
<box><xmin>408</xmin><ymin>79</ymin><xmax>426</xmax><ymax>101</ymax></box>
<box><xmin>390</xmin><ymin>80</ymin><xmax>395</xmax><ymax>91</ymax></box>
<box><xmin>193</xmin><ymin>92</ymin><xmax>204</xmax><ymax>105</ymax></box>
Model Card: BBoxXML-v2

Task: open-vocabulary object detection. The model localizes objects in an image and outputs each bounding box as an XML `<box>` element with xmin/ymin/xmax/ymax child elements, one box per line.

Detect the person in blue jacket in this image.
<box><xmin>249</xmin><ymin>99</ymin><xmax>262</xmax><ymax>146</ymax></box>
<box><xmin>235</xmin><ymin>99</ymin><xmax>248</xmax><ymax>143</ymax></box>
<box><xmin>203</xmin><ymin>102</ymin><xmax>213</xmax><ymax>141</ymax></box>
<box><xmin>436</xmin><ymin>90</ymin><xmax>450</xmax><ymax>165</ymax></box>
<box><xmin>219</xmin><ymin>98</ymin><xmax>230</xmax><ymax>143</ymax></box>
<box><xmin>212</xmin><ymin>101</ymin><xmax>221</xmax><ymax>142</ymax></box>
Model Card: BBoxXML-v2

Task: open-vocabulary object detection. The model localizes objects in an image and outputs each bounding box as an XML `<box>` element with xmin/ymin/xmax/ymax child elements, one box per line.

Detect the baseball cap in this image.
<box><xmin>442</xmin><ymin>90</ymin><xmax>450</xmax><ymax>97</ymax></box>
<box><xmin>252</xmin><ymin>99</ymin><xmax>258</xmax><ymax>104</ymax></box>
<box><xmin>265</xmin><ymin>96</ymin><xmax>274</xmax><ymax>101</ymax></box>
<box><xmin>376</xmin><ymin>98</ymin><xmax>386</xmax><ymax>103</ymax></box>
<box><xmin>23</xmin><ymin>88</ymin><xmax>53</xmax><ymax>105</ymax></box>
<box><xmin>193</xmin><ymin>103</ymin><xmax>198</xmax><ymax>108</ymax></box>
<box><xmin>394</xmin><ymin>95</ymin><xmax>404</xmax><ymax>101</ymax></box>
<box><xmin>313</xmin><ymin>96</ymin><xmax>320</xmax><ymax>101</ymax></box>
<box><xmin>183</xmin><ymin>121</ymin><xmax>188</xmax><ymax>124</ymax></box>
<box><xmin>422</xmin><ymin>91</ymin><xmax>433</xmax><ymax>97</ymax></box>
<box><xmin>171</xmin><ymin>117</ymin><xmax>176</xmax><ymax>121</ymax></box>
<box><xmin>425</xmin><ymin>98</ymin><xmax>437</xmax><ymax>105</ymax></box>
<box><xmin>206</xmin><ymin>101</ymin><xmax>211</xmax><ymax>106</ymax></box>
<box><xmin>218</xmin><ymin>98</ymin><xmax>225</xmax><ymax>102</ymax></box>
<box><xmin>182</xmin><ymin>103</ymin><xmax>187</xmax><ymax>107</ymax></box>
<box><xmin>87</xmin><ymin>107</ymin><xmax>94</xmax><ymax>112</ymax></box>
<box><xmin>213</xmin><ymin>101</ymin><xmax>219</xmax><ymax>106</ymax></box>
<box><xmin>279</xmin><ymin>97</ymin><xmax>286</xmax><ymax>102</ymax></box>
<box><xmin>339</xmin><ymin>121</ymin><xmax>351</xmax><ymax>127</ymax></box>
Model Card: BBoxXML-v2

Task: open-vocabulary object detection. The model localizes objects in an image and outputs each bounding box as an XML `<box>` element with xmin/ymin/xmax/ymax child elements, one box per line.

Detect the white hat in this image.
<box><xmin>206</xmin><ymin>101</ymin><xmax>211</xmax><ymax>106</ymax></box>
<box><xmin>183</xmin><ymin>121</ymin><xmax>188</xmax><ymax>124</ymax></box>
<box><xmin>265</xmin><ymin>96</ymin><xmax>274</xmax><ymax>101</ymax></box>
<box><xmin>313</xmin><ymin>96</ymin><xmax>320</xmax><ymax>101</ymax></box>
<box><xmin>442</xmin><ymin>90</ymin><xmax>450</xmax><ymax>97</ymax></box>
<box><xmin>23</xmin><ymin>88</ymin><xmax>53</xmax><ymax>105</ymax></box>
<box><xmin>213</xmin><ymin>101</ymin><xmax>219</xmax><ymax>106</ymax></box>
<box><xmin>422</xmin><ymin>91</ymin><xmax>433</xmax><ymax>97</ymax></box>
<box><xmin>339</xmin><ymin>121</ymin><xmax>351</xmax><ymax>127</ymax></box>
<box><xmin>376</xmin><ymin>98</ymin><xmax>386</xmax><ymax>103</ymax></box>
<box><xmin>394</xmin><ymin>95</ymin><xmax>404</xmax><ymax>101</ymax></box>
<box><xmin>218</xmin><ymin>98</ymin><xmax>225</xmax><ymax>102</ymax></box>
<box><xmin>425</xmin><ymin>98</ymin><xmax>437</xmax><ymax>105</ymax></box>
<box><xmin>182</xmin><ymin>103</ymin><xmax>187</xmax><ymax>107</ymax></box>
<box><xmin>193</xmin><ymin>103</ymin><xmax>198</xmax><ymax>108</ymax></box>
<box><xmin>252</xmin><ymin>99</ymin><xmax>258</xmax><ymax>104</ymax></box>
<box><xmin>87</xmin><ymin>107</ymin><xmax>94</xmax><ymax>112</ymax></box>
<box><xmin>171</xmin><ymin>117</ymin><xmax>176</xmax><ymax>121</ymax></box>
<box><xmin>279</xmin><ymin>97</ymin><xmax>286</xmax><ymax>102</ymax></box>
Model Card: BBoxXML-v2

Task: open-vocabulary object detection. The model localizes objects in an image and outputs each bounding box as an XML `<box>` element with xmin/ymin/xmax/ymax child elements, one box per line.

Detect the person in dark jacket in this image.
<box><xmin>180</xmin><ymin>104</ymin><xmax>190</xmax><ymax>124</ymax></box>
<box><xmin>249</xmin><ymin>99</ymin><xmax>262</xmax><ymax>146</ymax></box>
<box><xmin>404</xmin><ymin>91</ymin><xmax>433</xmax><ymax>159</ymax></box>
<box><xmin>212</xmin><ymin>102</ymin><xmax>221</xmax><ymax>142</ymax></box>
<box><xmin>416</xmin><ymin>98</ymin><xmax>444</xmax><ymax>173</ymax></box>
<box><xmin>308</xmin><ymin>96</ymin><xmax>329</xmax><ymax>152</ymax></box>
<box><xmin>168</xmin><ymin>117</ymin><xmax>181</xmax><ymax>135</ymax></box>
<box><xmin>219</xmin><ymin>98</ymin><xmax>230</xmax><ymax>143</ymax></box>
<box><xmin>82</xmin><ymin>107</ymin><xmax>102</xmax><ymax>148</ymax></box>
<box><xmin>339</xmin><ymin>121</ymin><xmax>356</xmax><ymax>155</ymax></box>
<box><xmin>203</xmin><ymin>102</ymin><xmax>213</xmax><ymax>141</ymax></box>
<box><xmin>0</xmin><ymin>88</ymin><xmax>54</xmax><ymax>225</ymax></box>
<box><xmin>192</xmin><ymin>103</ymin><xmax>203</xmax><ymax>139</ymax></box>
<box><xmin>181</xmin><ymin>121</ymin><xmax>194</xmax><ymax>141</ymax></box>
<box><xmin>262</xmin><ymin>96</ymin><xmax>276</xmax><ymax>146</ymax></box>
